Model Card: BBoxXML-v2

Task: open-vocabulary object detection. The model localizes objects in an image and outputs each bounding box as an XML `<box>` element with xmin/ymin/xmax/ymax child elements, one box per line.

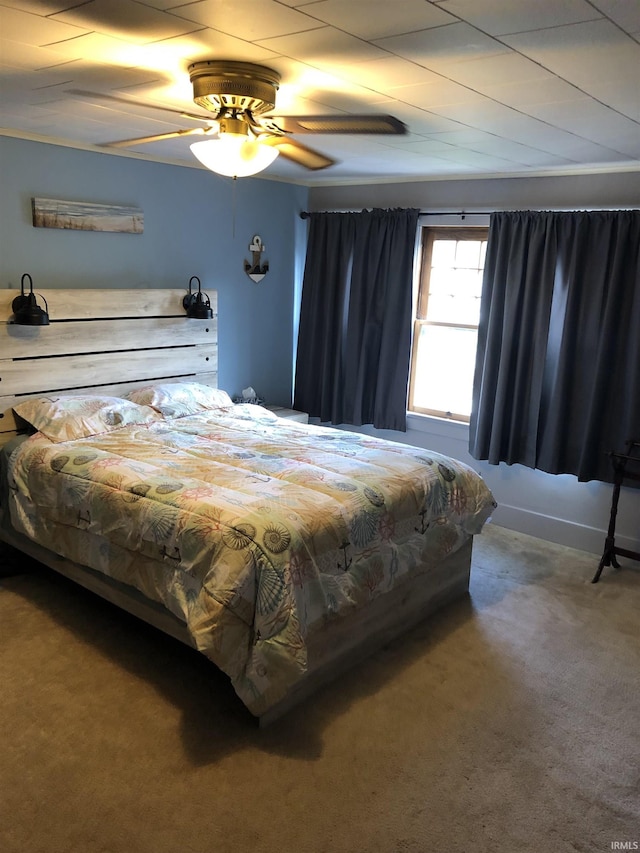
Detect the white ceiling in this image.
<box><xmin>1</xmin><ymin>0</ymin><xmax>639</xmax><ymax>185</ymax></box>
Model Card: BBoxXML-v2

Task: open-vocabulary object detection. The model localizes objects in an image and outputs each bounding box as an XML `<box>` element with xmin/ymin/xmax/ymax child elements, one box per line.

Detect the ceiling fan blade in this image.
<box><xmin>261</xmin><ymin>135</ymin><xmax>335</xmax><ymax>170</ymax></box>
<box><xmin>66</xmin><ymin>89</ymin><xmax>211</xmax><ymax>124</ymax></box>
<box><xmin>266</xmin><ymin>114</ymin><xmax>407</xmax><ymax>135</ymax></box>
<box><xmin>102</xmin><ymin>127</ymin><xmax>210</xmax><ymax>149</ymax></box>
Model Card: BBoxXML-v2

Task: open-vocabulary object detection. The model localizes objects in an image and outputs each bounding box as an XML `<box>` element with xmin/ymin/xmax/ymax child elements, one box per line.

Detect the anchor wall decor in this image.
<box><xmin>244</xmin><ymin>235</ymin><xmax>269</xmax><ymax>283</ymax></box>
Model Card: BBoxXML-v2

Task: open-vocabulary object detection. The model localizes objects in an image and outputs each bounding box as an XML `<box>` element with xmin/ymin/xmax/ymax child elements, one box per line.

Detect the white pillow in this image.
<box><xmin>13</xmin><ymin>395</ymin><xmax>160</xmax><ymax>442</ymax></box>
<box><xmin>126</xmin><ymin>382</ymin><xmax>233</xmax><ymax>418</ymax></box>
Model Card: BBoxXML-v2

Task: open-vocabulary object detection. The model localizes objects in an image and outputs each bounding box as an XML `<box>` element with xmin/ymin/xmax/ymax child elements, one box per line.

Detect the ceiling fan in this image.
<box><xmin>95</xmin><ymin>60</ymin><xmax>408</xmax><ymax>177</ymax></box>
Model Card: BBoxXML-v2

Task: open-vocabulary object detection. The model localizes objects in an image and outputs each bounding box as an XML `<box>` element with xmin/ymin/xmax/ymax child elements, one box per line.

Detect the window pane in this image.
<box><xmin>455</xmin><ymin>240</ymin><xmax>481</xmax><ymax>268</ymax></box>
<box><xmin>412</xmin><ymin>324</ymin><xmax>478</xmax><ymax>417</ymax></box>
<box><xmin>429</xmin><ymin>267</ymin><xmax>455</xmax><ymax>297</ymax></box>
<box><xmin>431</xmin><ymin>240</ymin><xmax>456</xmax><ymax>268</ymax></box>
<box><xmin>427</xmin><ymin>268</ymin><xmax>482</xmax><ymax>325</ymax></box>
<box><xmin>428</xmin><ymin>268</ymin><xmax>481</xmax><ymax>298</ymax></box>
<box><xmin>426</xmin><ymin>293</ymin><xmax>480</xmax><ymax>325</ymax></box>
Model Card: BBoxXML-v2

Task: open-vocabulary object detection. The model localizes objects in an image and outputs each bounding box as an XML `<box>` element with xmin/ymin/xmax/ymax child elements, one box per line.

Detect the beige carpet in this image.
<box><xmin>1</xmin><ymin>525</ymin><xmax>638</xmax><ymax>853</ymax></box>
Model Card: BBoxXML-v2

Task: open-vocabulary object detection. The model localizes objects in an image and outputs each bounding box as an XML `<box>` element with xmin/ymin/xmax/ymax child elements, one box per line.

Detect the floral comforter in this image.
<box><xmin>8</xmin><ymin>404</ymin><xmax>496</xmax><ymax>716</ymax></box>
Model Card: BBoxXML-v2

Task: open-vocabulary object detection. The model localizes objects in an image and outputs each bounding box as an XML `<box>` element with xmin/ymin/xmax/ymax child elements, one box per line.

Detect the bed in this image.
<box><xmin>0</xmin><ymin>289</ymin><xmax>496</xmax><ymax>725</ymax></box>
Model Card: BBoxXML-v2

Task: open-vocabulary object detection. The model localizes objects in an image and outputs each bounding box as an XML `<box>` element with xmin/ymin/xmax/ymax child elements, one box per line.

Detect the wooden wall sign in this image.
<box><xmin>32</xmin><ymin>198</ymin><xmax>144</xmax><ymax>234</ymax></box>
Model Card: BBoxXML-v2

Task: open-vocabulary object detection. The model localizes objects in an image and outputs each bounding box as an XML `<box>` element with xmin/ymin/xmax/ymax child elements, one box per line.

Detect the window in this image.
<box><xmin>409</xmin><ymin>227</ymin><xmax>488</xmax><ymax>422</ymax></box>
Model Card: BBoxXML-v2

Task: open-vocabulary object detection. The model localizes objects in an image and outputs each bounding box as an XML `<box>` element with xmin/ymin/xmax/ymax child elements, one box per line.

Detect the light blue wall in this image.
<box><xmin>0</xmin><ymin>136</ymin><xmax>308</xmax><ymax>406</ymax></box>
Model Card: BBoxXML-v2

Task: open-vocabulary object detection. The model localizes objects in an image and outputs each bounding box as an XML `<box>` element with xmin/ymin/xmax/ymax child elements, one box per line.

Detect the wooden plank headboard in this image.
<box><xmin>0</xmin><ymin>288</ymin><xmax>218</xmax><ymax>446</ymax></box>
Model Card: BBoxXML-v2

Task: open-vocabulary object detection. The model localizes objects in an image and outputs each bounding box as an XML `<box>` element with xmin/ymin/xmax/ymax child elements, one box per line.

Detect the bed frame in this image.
<box><xmin>0</xmin><ymin>288</ymin><xmax>473</xmax><ymax>726</ymax></box>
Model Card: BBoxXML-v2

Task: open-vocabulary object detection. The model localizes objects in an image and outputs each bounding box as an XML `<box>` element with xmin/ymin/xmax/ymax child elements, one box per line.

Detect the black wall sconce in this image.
<box><xmin>183</xmin><ymin>275</ymin><xmax>213</xmax><ymax>319</ymax></box>
<box><xmin>11</xmin><ymin>273</ymin><xmax>50</xmax><ymax>326</ymax></box>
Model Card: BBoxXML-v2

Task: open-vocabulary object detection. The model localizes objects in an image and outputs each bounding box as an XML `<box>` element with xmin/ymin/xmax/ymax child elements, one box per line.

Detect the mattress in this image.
<box><xmin>7</xmin><ymin>403</ymin><xmax>496</xmax><ymax>715</ymax></box>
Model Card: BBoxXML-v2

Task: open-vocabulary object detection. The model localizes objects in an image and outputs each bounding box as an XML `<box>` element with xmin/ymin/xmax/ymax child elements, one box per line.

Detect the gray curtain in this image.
<box><xmin>469</xmin><ymin>210</ymin><xmax>640</xmax><ymax>483</ymax></box>
<box><xmin>294</xmin><ymin>208</ymin><xmax>419</xmax><ymax>431</ymax></box>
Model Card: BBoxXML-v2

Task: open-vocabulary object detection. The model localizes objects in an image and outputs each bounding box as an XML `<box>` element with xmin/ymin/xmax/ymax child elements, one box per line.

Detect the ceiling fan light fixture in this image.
<box><xmin>190</xmin><ymin>133</ymin><xmax>279</xmax><ymax>178</ymax></box>
<box><xmin>94</xmin><ymin>59</ymin><xmax>405</xmax><ymax>174</ymax></box>
<box><xmin>188</xmin><ymin>60</ymin><xmax>280</xmax><ymax>116</ymax></box>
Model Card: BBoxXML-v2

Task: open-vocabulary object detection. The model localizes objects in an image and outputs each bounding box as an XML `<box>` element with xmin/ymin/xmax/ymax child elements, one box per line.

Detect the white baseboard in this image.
<box><xmin>491</xmin><ymin>503</ymin><xmax>611</xmax><ymax>556</ymax></box>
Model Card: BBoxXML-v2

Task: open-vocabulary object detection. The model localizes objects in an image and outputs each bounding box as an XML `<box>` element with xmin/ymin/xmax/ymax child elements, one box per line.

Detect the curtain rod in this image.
<box><xmin>299</xmin><ymin>210</ymin><xmax>494</xmax><ymax>219</ymax></box>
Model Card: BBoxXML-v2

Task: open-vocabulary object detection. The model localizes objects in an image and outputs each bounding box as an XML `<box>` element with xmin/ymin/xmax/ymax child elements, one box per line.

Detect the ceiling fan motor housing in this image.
<box><xmin>189</xmin><ymin>61</ymin><xmax>280</xmax><ymax>115</ymax></box>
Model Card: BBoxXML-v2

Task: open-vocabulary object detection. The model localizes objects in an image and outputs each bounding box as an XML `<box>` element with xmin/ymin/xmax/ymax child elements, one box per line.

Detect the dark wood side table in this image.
<box><xmin>592</xmin><ymin>439</ymin><xmax>640</xmax><ymax>583</ymax></box>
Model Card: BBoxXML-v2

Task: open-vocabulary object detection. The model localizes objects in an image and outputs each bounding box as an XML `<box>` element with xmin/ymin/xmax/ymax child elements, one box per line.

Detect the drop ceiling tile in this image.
<box><xmin>436</xmin><ymin>0</ymin><xmax>602</xmax><ymax>36</ymax></box>
<box><xmin>336</xmin><ymin>57</ymin><xmax>443</xmax><ymax>91</ymax></box>
<box><xmin>300</xmin><ymin>88</ymin><xmax>395</xmax><ymax>112</ymax></box>
<box><xmin>0</xmin><ymin>105</ymin><xmax>58</xmax><ymax>127</ymax></box>
<box><xmin>260</xmin><ymin>57</ymin><xmax>393</xmax><ymax>110</ymax></box>
<box><xmin>0</xmin><ymin>38</ymin><xmax>75</xmax><ymax>69</ymax></box>
<box><xmin>325</xmin><ymin>150</ymin><xmax>473</xmax><ymax>179</ymax></box>
<box><xmin>541</xmin><ymin>138</ymin><xmax>635</xmax><ymax>162</ymax></box>
<box><xmin>0</xmin><ymin>67</ymin><xmax>45</xmax><ymax>103</ymax></box>
<box><xmin>372</xmin><ymin>129</ymin><xmax>435</xmax><ymax>144</ymax></box>
<box><xmin>170</xmin><ymin>0</ymin><xmax>324</xmax><ymax>41</ymax></box>
<box><xmin>386</xmin><ymin>102</ymin><xmax>470</xmax><ymax>135</ymax></box>
<box><xmin>63</xmin><ymin>88</ymin><xmax>180</xmax><ymax>122</ymax></box>
<box><xmin>51</xmin><ymin>0</ymin><xmax>201</xmax><ymax>44</ymax></box>
<box><xmin>580</xmin><ymin>82</ymin><xmax>640</xmax><ymax>122</ymax></box>
<box><xmin>35</xmin><ymin>32</ymin><xmax>136</xmax><ymax>65</ymax></box>
<box><xmin>378</xmin><ymin>137</ymin><xmax>460</xmax><ymax>155</ymax></box>
<box><xmin>375</xmin><ymin>22</ymin><xmax>510</xmax><ymax>71</ymax></box>
<box><xmin>468</xmin><ymin>138</ymin><xmax>577</xmax><ymax>168</ymax></box>
<box><xmin>428</xmin><ymin>99</ymin><xmax>564</xmax><ymax>142</ymax></box>
<box><xmin>60</xmin><ymin>61</ymin><xmax>164</xmax><ymax>92</ymax></box>
<box><xmin>10</xmin><ymin>60</ymin><xmax>161</xmax><ymax>98</ymax></box>
<box><xmin>273</xmin><ymin>90</ymin><xmax>344</xmax><ymax>116</ymax></box>
<box><xmin>428</xmin><ymin>128</ymin><xmax>497</xmax><ymax>145</ymax></box>
<box><xmin>0</xmin><ymin>0</ymin><xmax>87</xmax><ymax>14</ymax></box>
<box><xmin>151</xmin><ymin>28</ymin><xmax>282</xmax><ymax>68</ymax></box>
<box><xmin>51</xmin><ymin>29</ymin><xmax>280</xmax><ymax>97</ymax></box>
<box><xmin>501</xmin><ymin>19</ymin><xmax>640</xmax><ymax>86</ymax></box>
<box><xmin>435</xmin><ymin>52</ymin><xmax>555</xmax><ymax>89</ymax></box>
<box><xmin>0</xmin><ymin>5</ymin><xmax>88</xmax><ymax>45</ymax></box>
<box><xmin>0</xmin><ymin>77</ymin><xmax>76</xmax><ymax>106</ymax></box>
<box><xmin>132</xmin><ymin>0</ymin><xmax>198</xmax><ymax>9</ymax></box>
<box><xmin>526</xmin><ymin>98</ymin><xmax>640</xmax><ymax>146</ymax></box>
<box><xmin>8</xmin><ymin>67</ymin><xmax>76</xmax><ymax>94</ymax></box>
<box><xmin>424</xmin><ymin>100</ymin><xmax>490</xmax><ymax>128</ymax></box>
<box><xmin>276</xmin><ymin>0</ymin><xmax>328</xmax><ymax>7</ymax></box>
<box><xmin>434</xmin><ymin>146</ymin><xmax>527</xmax><ymax>171</ymax></box>
<box><xmin>590</xmin><ymin>0</ymin><xmax>640</xmax><ymax>33</ymax></box>
<box><xmin>255</xmin><ymin>26</ymin><xmax>389</xmax><ymax>65</ymax></box>
<box><xmin>296</xmin><ymin>0</ymin><xmax>457</xmax><ymax>41</ymax></box>
<box><xmin>478</xmin><ymin>77</ymin><xmax>586</xmax><ymax>109</ymax></box>
<box><xmin>611</xmin><ymin>136</ymin><xmax>640</xmax><ymax>158</ymax></box>
<box><xmin>505</xmin><ymin>125</ymin><xmax>613</xmax><ymax>159</ymax></box>
<box><xmin>57</xmin><ymin>98</ymin><xmax>176</xmax><ymax>129</ymax></box>
<box><xmin>388</xmin><ymin>78</ymin><xmax>491</xmax><ymax>109</ymax></box>
<box><xmin>54</xmin><ymin>34</ymin><xmax>199</xmax><ymax>89</ymax></box>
